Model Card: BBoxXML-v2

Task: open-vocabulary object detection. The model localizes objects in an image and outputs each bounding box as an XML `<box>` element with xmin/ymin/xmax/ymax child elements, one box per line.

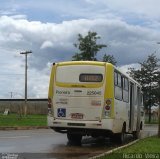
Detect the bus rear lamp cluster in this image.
<box><xmin>105</xmin><ymin>99</ymin><xmax>111</xmax><ymax>110</ymax></box>
<box><xmin>48</xmin><ymin>98</ymin><xmax>52</xmax><ymax>108</ymax></box>
<box><xmin>48</xmin><ymin>98</ymin><xmax>52</xmax><ymax>115</ymax></box>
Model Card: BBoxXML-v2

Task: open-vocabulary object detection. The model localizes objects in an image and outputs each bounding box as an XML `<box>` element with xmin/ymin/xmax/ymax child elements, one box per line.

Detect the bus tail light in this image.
<box><xmin>48</xmin><ymin>98</ymin><xmax>52</xmax><ymax>115</ymax></box>
<box><xmin>48</xmin><ymin>98</ymin><xmax>52</xmax><ymax>108</ymax></box>
<box><xmin>105</xmin><ymin>105</ymin><xmax>110</xmax><ymax>110</ymax></box>
<box><xmin>104</xmin><ymin>99</ymin><xmax>112</xmax><ymax>117</ymax></box>
<box><xmin>105</xmin><ymin>99</ymin><xmax>111</xmax><ymax>110</ymax></box>
<box><xmin>106</xmin><ymin>99</ymin><xmax>111</xmax><ymax>105</ymax></box>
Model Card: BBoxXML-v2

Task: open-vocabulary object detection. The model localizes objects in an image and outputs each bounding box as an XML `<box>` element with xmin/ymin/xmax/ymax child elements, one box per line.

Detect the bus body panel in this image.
<box><xmin>53</xmin><ymin>64</ymin><xmax>106</xmax><ymax>121</ymax></box>
<box><xmin>48</xmin><ymin>61</ymin><xmax>144</xmax><ymax>137</ymax></box>
<box><xmin>114</xmin><ymin>99</ymin><xmax>129</xmax><ymax>132</ymax></box>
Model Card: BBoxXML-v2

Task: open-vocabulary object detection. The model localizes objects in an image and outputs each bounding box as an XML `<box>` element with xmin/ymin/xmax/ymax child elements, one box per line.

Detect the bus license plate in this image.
<box><xmin>71</xmin><ymin>113</ymin><xmax>83</xmax><ymax>119</ymax></box>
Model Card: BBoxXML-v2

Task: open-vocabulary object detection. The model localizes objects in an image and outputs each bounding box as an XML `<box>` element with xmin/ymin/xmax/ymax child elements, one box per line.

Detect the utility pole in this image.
<box><xmin>9</xmin><ymin>91</ymin><xmax>13</xmax><ymax>114</ymax></box>
<box><xmin>9</xmin><ymin>92</ymin><xmax>13</xmax><ymax>99</ymax></box>
<box><xmin>20</xmin><ymin>50</ymin><xmax>32</xmax><ymax>116</ymax></box>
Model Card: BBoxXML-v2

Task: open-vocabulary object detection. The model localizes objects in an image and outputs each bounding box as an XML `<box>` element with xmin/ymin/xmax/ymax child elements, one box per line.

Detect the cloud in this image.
<box><xmin>1</xmin><ymin>0</ymin><xmax>160</xmax><ymax>99</ymax></box>
<box><xmin>0</xmin><ymin>14</ymin><xmax>160</xmax><ymax>98</ymax></box>
<box><xmin>0</xmin><ymin>15</ymin><xmax>160</xmax><ymax>69</ymax></box>
<box><xmin>0</xmin><ymin>46</ymin><xmax>49</xmax><ymax>99</ymax></box>
<box><xmin>40</xmin><ymin>41</ymin><xmax>54</xmax><ymax>49</ymax></box>
<box><xmin>118</xmin><ymin>63</ymin><xmax>141</xmax><ymax>74</ymax></box>
<box><xmin>10</xmin><ymin>14</ymin><xmax>27</xmax><ymax>19</ymax></box>
<box><xmin>85</xmin><ymin>0</ymin><xmax>160</xmax><ymax>20</ymax></box>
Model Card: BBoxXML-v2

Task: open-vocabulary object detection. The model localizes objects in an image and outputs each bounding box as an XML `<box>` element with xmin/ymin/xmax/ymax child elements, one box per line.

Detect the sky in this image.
<box><xmin>0</xmin><ymin>0</ymin><xmax>160</xmax><ymax>99</ymax></box>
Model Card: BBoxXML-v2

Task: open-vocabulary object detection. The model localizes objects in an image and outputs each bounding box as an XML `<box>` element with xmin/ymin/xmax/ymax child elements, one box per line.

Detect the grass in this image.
<box><xmin>0</xmin><ymin>113</ymin><xmax>47</xmax><ymax>126</ymax></box>
<box><xmin>98</xmin><ymin>136</ymin><xmax>160</xmax><ymax>159</ymax></box>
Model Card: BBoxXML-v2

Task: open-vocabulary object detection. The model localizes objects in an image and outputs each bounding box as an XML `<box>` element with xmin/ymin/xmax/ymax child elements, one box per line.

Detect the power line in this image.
<box><xmin>0</xmin><ymin>74</ymin><xmax>24</xmax><ymax>76</ymax></box>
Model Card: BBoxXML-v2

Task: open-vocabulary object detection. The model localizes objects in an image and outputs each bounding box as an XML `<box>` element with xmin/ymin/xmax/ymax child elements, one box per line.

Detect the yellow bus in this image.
<box><xmin>48</xmin><ymin>61</ymin><xmax>144</xmax><ymax>144</ymax></box>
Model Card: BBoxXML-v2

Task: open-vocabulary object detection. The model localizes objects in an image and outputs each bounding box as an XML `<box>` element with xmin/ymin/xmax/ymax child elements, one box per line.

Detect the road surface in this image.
<box><xmin>0</xmin><ymin>125</ymin><xmax>158</xmax><ymax>159</ymax></box>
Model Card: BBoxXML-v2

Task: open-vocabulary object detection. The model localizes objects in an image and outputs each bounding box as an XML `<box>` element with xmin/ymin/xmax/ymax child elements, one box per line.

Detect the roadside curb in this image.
<box><xmin>88</xmin><ymin>139</ymin><xmax>139</xmax><ymax>159</ymax></box>
<box><xmin>0</xmin><ymin>126</ymin><xmax>49</xmax><ymax>130</ymax></box>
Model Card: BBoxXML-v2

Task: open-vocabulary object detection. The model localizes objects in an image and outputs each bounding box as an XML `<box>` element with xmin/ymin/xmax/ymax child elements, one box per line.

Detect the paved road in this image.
<box><xmin>0</xmin><ymin>129</ymin><xmax>117</xmax><ymax>159</ymax></box>
<box><xmin>0</xmin><ymin>125</ymin><xmax>158</xmax><ymax>159</ymax></box>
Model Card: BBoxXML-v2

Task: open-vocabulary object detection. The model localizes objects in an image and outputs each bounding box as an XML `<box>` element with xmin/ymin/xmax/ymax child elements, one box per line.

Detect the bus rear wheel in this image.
<box><xmin>133</xmin><ymin>130</ymin><xmax>140</xmax><ymax>139</ymax></box>
<box><xmin>67</xmin><ymin>133</ymin><xmax>82</xmax><ymax>145</ymax></box>
<box><xmin>113</xmin><ymin>125</ymin><xmax>126</xmax><ymax>144</ymax></box>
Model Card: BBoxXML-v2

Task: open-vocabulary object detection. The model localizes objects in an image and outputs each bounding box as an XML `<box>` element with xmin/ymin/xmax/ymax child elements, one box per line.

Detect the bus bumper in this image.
<box><xmin>47</xmin><ymin>115</ymin><xmax>114</xmax><ymax>133</ymax></box>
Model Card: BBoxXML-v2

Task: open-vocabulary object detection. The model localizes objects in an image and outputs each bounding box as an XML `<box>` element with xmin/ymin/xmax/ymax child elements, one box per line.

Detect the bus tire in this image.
<box><xmin>133</xmin><ymin>122</ymin><xmax>142</xmax><ymax>139</ymax></box>
<box><xmin>116</xmin><ymin>125</ymin><xmax>126</xmax><ymax>144</ymax></box>
<box><xmin>133</xmin><ymin>121</ymin><xmax>143</xmax><ymax>140</ymax></box>
<box><xmin>133</xmin><ymin>130</ymin><xmax>140</xmax><ymax>139</ymax></box>
<box><xmin>111</xmin><ymin>125</ymin><xmax>126</xmax><ymax>144</ymax></box>
<box><xmin>67</xmin><ymin>133</ymin><xmax>82</xmax><ymax>145</ymax></box>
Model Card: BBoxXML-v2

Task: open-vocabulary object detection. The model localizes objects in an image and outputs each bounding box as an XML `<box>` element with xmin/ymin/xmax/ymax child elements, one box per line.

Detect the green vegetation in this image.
<box><xmin>102</xmin><ymin>54</ymin><xmax>117</xmax><ymax>66</ymax></box>
<box><xmin>145</xmin><ymin>120</ymin><xmax>158</xmax><ymax>124</ymax></box>
<box><xmin>0</xmin><ymin>113</ymin><xmax>47</xmax><ymax>126</ymax></box>
<box><xmin>128</xmin><ymin>54</ymin><xmax>160</xmax><ymax>123</ymax></box>
<box><xmin>72</xmin><ymin>31</ymin><xmax>117</xmax><ymax>65</ymax></box>
<box><xmin>72</xmin><ymin>31</ymin><xmax>107</xmax><ymax>61</ymax></box>
<box><xmin>99</xmin><ymin>136</ymin><xmax>160</xmax><ymax>159</ymax></box>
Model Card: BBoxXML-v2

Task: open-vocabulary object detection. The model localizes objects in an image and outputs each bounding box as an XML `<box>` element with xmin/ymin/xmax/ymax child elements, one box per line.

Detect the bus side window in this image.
<box><xmin>123</xmin><ymin>77</ymin><xmax>129</xmax><ymax>102</ymax></box>
<box><xmin>114</xmin><ymin>72</ymin><xmax>118</xmax><ymax>85</ymax></box>
<box><xmin>124</xmin><ymin>78</ymin><xmax>129</xmax><ymax>91</ymax></box>
<box><xmin>118</xmin><ymin>73</ymin><xmax>122</xmax><ymax>87</ymax></box>
<box><xmin>114</xmin><ymin>71</ymin><xmax>122</xmax><ymax>100</ymax></box>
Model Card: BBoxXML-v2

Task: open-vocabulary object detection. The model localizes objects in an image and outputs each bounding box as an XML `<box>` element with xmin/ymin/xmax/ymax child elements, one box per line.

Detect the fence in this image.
<box><xmin>0</xmin><ymin>99</ymin><xmax>47</xmax><ymax>115</ymax></box>
<box><xmin>145</xmin><ymin>113</ymin><xmax>159</xmax><ymax>123</ymax></box>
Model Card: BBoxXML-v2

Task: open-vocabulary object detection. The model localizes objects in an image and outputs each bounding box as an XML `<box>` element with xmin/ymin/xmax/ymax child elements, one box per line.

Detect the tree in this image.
<box><xmin>102</xmin><ymin>54</ymin><xmax>117</xmax><ymax>65</ymax></box>
<box><xmin>152</xmin><ymin>63</ymin><xmax>160</xmax><ymax>137</ymax></box>
<box><xmin>128</xmin><ymin>54</ymin><xmax>160</xmax><ymax>123</ymax></box>
<box><xmin>72</xmin><ymin>31</ymin><xmax>107</xmax><ymax>61</ymax></box>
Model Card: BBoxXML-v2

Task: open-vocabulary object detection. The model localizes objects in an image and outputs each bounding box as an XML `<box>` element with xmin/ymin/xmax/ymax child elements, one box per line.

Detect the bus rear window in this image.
<box><xmin>56</xmin><ymin>65</ymin><xmax>105</xmax><ymax>83</ymax></box>
<box><xmin>79</xmin><ymin>74</ymin><xmax>103</xmax><ymax>82</ymax></box>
